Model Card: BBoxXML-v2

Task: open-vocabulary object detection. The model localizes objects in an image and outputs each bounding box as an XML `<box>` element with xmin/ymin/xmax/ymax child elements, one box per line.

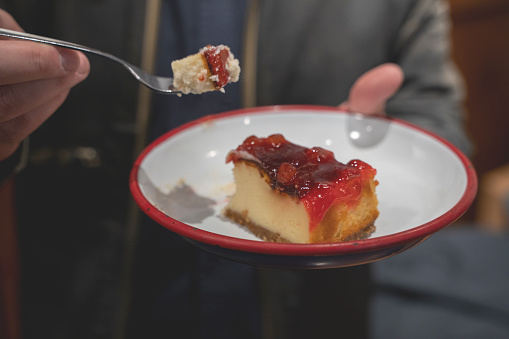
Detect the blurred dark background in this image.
<box><xmin>0</xmin><ymin>1</ymin><xmax>145</xmax><ymax>339</ymax></box>
<box><xmin>448</xmin><ymin>0</ymin><xmax>509</xmax><ymax>226</ymax></box>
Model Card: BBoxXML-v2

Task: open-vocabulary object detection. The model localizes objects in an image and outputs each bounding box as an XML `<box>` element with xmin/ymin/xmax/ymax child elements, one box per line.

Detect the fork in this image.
<box><xmin>0</xmin><ymin>28</ymin><xmax>181</xmax><ymax>94</ymax></box>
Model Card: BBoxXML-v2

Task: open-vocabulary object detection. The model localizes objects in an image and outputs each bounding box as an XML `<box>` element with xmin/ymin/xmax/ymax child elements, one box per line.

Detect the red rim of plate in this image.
<box><xmin>129</xmin><ymin>105</ymin><xmax>478</xmax><ymax>257</ymax></box>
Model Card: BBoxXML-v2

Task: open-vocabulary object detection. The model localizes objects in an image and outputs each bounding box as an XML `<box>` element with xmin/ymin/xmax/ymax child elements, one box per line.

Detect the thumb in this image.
<box><xmin>340</xmin><ymin>63</ymin><xmax>404</xmax><ymax>116</ymax></box>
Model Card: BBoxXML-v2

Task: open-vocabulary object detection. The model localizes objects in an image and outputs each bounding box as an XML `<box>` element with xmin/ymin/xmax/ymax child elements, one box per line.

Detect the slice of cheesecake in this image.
<box><xmin>171</xmin><ymin>45</ymin><xmax>240</xmax><ymax>94</ymax></box>
<box><xmin>224</xmin><ymin>134</ymin><xmax>379</xmax><ymax>244</ymax></box>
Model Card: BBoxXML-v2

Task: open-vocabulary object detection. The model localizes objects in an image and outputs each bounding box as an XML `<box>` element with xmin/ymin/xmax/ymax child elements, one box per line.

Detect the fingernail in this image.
<box><xmin>76</xmin><ymin>52</ymin><xmax>90</xmax><ymax>76</ymax></box>
<box><xmin>60</xmin><ymin>49</ymin><xmax>80</xmax><ymax>72</ymax></box>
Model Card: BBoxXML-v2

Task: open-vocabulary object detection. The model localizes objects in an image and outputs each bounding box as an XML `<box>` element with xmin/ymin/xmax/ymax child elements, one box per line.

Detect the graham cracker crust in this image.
<box><xmin>224</xmin><ymin>208</ymin><xmax>376</xmax><ymax>244</ymax></box>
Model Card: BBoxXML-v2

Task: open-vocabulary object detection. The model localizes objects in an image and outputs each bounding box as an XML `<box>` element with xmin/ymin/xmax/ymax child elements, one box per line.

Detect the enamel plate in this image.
<box><xmin>130</xmin><ymin>106</ymin><xmax>477</xmax><ymax>269</ymax></box>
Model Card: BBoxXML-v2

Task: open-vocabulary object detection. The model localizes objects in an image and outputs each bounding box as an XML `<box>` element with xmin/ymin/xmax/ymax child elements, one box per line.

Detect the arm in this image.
<box><xmin>387</xmin><ymin>0</ymin><xmax>471</xmax><ymax>155</ymax></box>
<box><xmin>340</xmin><ymin>0</ymin><xmax>471</xmax><ymax>156</ymax></box>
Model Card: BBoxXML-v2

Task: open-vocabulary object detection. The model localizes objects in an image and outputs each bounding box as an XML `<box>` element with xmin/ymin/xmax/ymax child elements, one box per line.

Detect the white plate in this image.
<box><xmin>130</xmin><ymin>105</ymin><xmax>477</xmax><ymax>269</ymax></box>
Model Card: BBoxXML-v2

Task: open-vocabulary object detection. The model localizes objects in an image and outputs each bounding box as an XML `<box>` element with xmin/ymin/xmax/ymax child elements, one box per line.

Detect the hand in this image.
<box><xmin>0</xmin><ymin>9</ymin><xmax>90</xmax><ymax>161</ymax></box>
<box><xmin>338</xmin><ymin>63</ymin><xmax>404</xmax><ymax>116</ymax></box>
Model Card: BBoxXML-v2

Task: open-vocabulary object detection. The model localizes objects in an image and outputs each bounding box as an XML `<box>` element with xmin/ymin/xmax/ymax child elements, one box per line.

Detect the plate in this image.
<box><xmin>129</xmin><ymin>105</ymin><xmax>477</xmax><ymax>269</ymax></box>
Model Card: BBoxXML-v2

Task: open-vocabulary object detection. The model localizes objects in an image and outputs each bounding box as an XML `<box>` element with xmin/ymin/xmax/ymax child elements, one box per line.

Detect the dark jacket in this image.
<box><xmin>1</xmin><ymin>0</ymin><xmax>470</xmax><ymax>338</ymax></box>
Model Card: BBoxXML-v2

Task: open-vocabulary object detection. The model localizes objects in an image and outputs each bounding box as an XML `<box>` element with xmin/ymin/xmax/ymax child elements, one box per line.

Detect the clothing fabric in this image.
<box><xmin>0</xmin><ymin>0</ymin><xmax>480</xmax><ymax>338</ymax></box>
<box><xmin>128</xmin><ymin>2</ymin><xmax>262</xmax><ymax>338</ymax></box>
<box><xmin>255</xmin><ymin>0</ymin><xmax>470</xmax><ymax>154</ymax></box>
<box><xmin>370</xmin><ymin>227</ymin><xmax>509</xmax><ymax>339</ymax></box>
<box><xmin>150</xmin><ymin>0</ymin><xmax>247</xmax><ymax>137</ymax></box>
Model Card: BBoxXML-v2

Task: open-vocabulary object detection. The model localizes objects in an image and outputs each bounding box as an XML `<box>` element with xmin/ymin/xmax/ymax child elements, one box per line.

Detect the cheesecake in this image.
<box><xmin>224</xmin><ymin>134</ymin><xmax>379</xmax><ymax>243</ymax></box>
<box><xmin>171</xmin><ymin>45</ymin><xmax>240</xmax><ymax>94</ymax></box>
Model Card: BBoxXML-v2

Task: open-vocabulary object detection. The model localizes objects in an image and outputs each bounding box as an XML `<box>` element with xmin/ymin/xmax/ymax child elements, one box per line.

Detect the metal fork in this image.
<box><xmin>0</xmin><ymin>28</ymin><xmax>180</xmax><ymax>94</ymax></box>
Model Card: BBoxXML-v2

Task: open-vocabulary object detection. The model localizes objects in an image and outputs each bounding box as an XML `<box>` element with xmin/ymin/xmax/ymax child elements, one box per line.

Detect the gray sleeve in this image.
<box><xmin>387</xmin><ymin>0</ymin><xmax>472</xmax><ymax>156</ymax></box>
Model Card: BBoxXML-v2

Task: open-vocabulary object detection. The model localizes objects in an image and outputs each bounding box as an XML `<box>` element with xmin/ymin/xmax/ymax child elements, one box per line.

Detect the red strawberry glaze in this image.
<box><xmin>226</xmin><ymin>134</ymin><xmax>377</xmax><ymax>231</ymax></box>
<box><xmin>202</xmin><ymin>46</ymin><xmax>230</xmax><ymax>89</ymax></box>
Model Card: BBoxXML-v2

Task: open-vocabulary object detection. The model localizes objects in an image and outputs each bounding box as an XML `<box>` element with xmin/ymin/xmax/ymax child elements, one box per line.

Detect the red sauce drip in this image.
<box><xmin>226</xmin><ymin>134</ymin><xmax>376</xmax><ymax>230</ymax></box>
<box><xmin>202</xmin><ymin>46</ymin><xmax>230</xmax><ymax>89</ymax></box>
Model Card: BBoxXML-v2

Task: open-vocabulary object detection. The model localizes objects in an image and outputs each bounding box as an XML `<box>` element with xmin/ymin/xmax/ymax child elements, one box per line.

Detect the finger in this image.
<box><xmin>3</xmin><ymin>89</ymin><xmax>70</xmax><ymax>139</ymax></box>
<box><xmin>0</xmin><ymin>89</ymin><xmax>69</xmax><ymax>161</ymax></box>
<box><xmin>344</xmin><ymin>63</ymin><xmax>404</xmax><ymax>116</ymax></box>
<box><xmin>0</xmin><ymin>63</ymin><xmax>89</xmax><ymax>123</ymax></box>
<box><xmin>0</xmin><ymin>9</ymin><xmax>24</xmax><ymax>31</ymax></box>
<box><xmin>0</xmin><ymin>42</ymin><xmax>89</xmax><ymax>85</ymax></box>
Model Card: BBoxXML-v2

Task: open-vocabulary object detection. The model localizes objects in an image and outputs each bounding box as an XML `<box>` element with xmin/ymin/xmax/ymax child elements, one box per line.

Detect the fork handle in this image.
<box><xmin>0</xmin><ymin>28</ymin><xmax>120</xmax><ymax>62</ymax></box>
